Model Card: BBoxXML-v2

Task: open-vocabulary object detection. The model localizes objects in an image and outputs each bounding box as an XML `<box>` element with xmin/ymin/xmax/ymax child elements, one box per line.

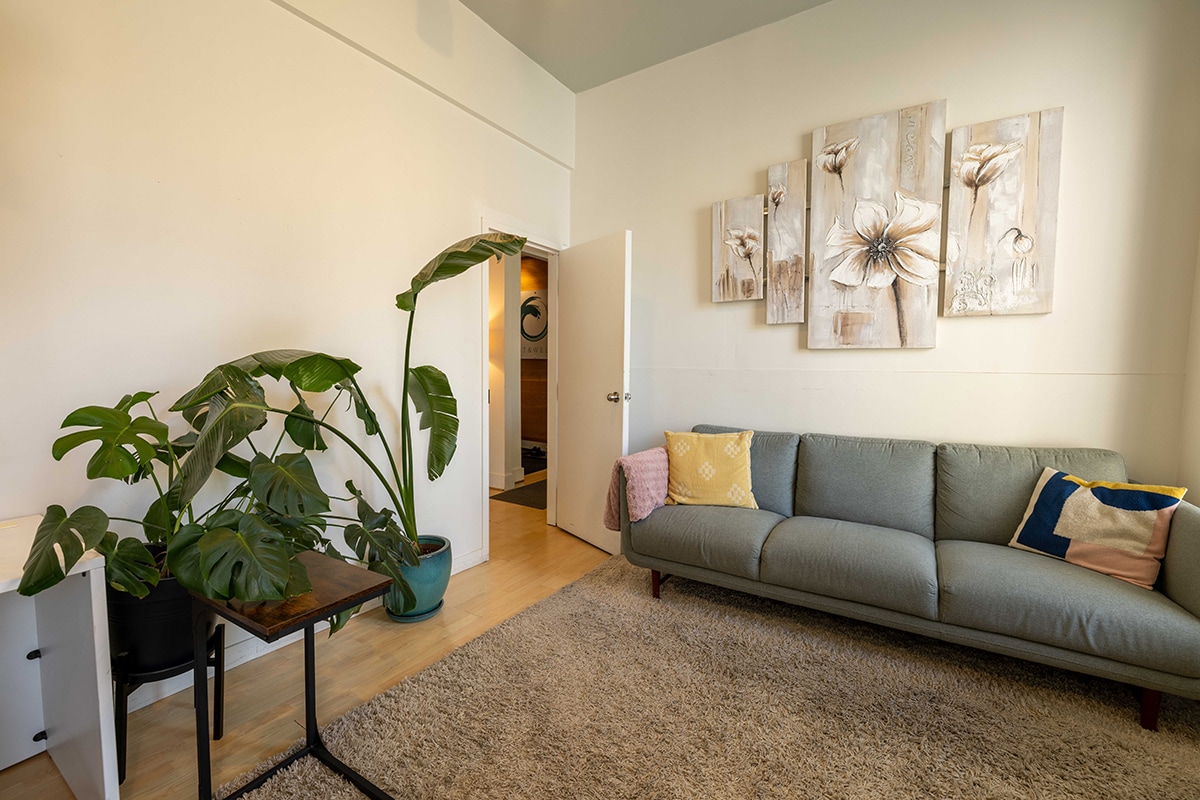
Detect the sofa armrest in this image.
<box><xmin>1163</xmin><ymin>500</ymin><xmax>1200</xmax><ymax>617</ymax></box>
<box><xmin>619</xmin><ymin>470</ymin><xmax>635</xmax><ymax>554</ymax></box>
<box><xmin>605</xmin><ymin>446</ymin><xmax>668</xmax><ymax>531</ymax></box>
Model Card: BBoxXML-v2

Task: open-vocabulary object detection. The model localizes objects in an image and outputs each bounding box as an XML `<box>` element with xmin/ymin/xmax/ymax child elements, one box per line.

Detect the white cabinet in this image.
<box><xmin>0</xmin><ymin>516</ymin><xmax>119</xmax><ymax>798</ymax></box>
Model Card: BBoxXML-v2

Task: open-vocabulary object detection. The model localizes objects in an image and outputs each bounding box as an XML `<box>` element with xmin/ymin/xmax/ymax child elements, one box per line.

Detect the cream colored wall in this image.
<box><xmin>0</xmin><ymin>0</ymin><xmax>570</xmax><ymax>582</ymax></box>
<box><xmin>572</xmin><ymin>0</ymin><xmax>1200</xmax><ymax>482</ymax></box>
<box><xmin>279</xmin><ymin>0</ymin><xmax>574</xmax><ymax>167</ymax></box>
<box><xmin>1181</xmin><ymin>231</ymin><xmax>1200</xmax><ymax>488</ymax></box>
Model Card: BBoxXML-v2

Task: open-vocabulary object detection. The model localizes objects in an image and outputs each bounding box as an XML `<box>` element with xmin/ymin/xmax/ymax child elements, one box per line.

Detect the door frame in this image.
<box><xmin>479</xmin><ymin>211</ymin><xmax>566</xmax><ymax>564</ymax></box>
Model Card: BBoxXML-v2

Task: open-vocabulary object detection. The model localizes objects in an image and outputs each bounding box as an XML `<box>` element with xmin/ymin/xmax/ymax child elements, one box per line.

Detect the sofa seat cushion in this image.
<box><xmin>759</xmin><ymin>516</ymin><xmax>939</xmax><ymax>620</ymax></box>
<box><xmin>629</xmin><ymin>506</ymin><xmax>785</xmax><ymax>581</ymax></box>
<box><xmin>938</xmin><ymin>539</ymin><xmax>1200</xmax><ymax>677</ymax></box>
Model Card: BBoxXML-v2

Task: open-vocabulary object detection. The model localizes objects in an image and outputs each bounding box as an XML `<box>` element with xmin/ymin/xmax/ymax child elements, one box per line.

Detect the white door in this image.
<box><xmin>556</xmin><ymin>231</ymin><xmax>632</xmax><ymax>553</ymax></box>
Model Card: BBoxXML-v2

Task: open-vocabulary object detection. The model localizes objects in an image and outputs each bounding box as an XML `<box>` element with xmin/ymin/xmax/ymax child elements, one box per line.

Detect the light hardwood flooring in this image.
<box><xmin>0</xmin><ymin>487</ymin><xmax>607</xmax><ymax>800</ymax></box>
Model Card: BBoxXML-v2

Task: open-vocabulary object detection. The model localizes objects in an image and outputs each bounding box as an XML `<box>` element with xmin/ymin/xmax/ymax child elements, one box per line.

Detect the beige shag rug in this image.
<box><xmin>224</xmin><ymin>556</ymin><xmax>1200</xmax><ymax>800</ymax></box>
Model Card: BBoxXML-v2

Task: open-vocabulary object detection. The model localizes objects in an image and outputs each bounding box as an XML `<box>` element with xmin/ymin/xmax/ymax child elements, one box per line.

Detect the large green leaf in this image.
<box><xmin>215</xmin><ymin>451</ymin><xmax>252</xmax><ymax>479</ymax></box>
<box><xmin>350</xmin><ymin>480</ymin><xmax>388</xmax><ymax>531</ymax></box>
<box><xmin>52</xmin><ymin>406</ymin><xmax>168</xmax><ymax>481</ymax></box>
<box><xmin>165</xmin><ymin>523</ymin><xmax>206</xmax><ymax>592</ymax></box>
<box><xmin>129</xmin><ymin>430</ymin><xmax>195</xmax><ymax>484</ymax></box>
<box><xmin>170</xmin><ymin>365</ymin><xmax>268</xmax><ymax>510</ymax></box>
<box><xmin>328</xmin><ymin>604</ymin><xmax>361</xmax><ymax>635</ymax></box>
<box><xmin>257</xmin><ymin>507</ymin><xmax>329</xmax><ymax>553</ymax></box>
<box><xmin>383</xmin><ymin>570</ymin><xmax>417</xmax><ymax>615</ymax></box>
<box><xmin>407</xmin><ymin>365</ymin><xmax>458</xmax><ymax>480</ymax></box>
<box><xmin>340</xmin><ymin>484</ymin><xmax>412</xmax><ymax>615</ymax></box>
<box><xmin>337</xmin><ymin>378</ymin><xmax>379</xmax><ymax>437</ymax></box>
<box><xmin>18</xmin><ymin>505</ymin><xmax>109</xmax><ymax>596</ymax></box>
<box><xmin>193</xmin><ymin>514</ymin><xmax>292</xmax><ymax>602</ymax></box>
<box><xmin>344</xmin><ymin>480</ymin><xmax>418</xmax><ymax>572</ymax></box>
<box><xmin>282</xmin><ymin>556</ymin><xmax>312</xmax><ymax>597</ymax></box>
<box><xmin>171</xmin><ymin>367</ymin><xmax>236</xmax><ymax>412</ymax></box>
<box><xmin>115</xmin><ymin>391</ymin><xmax>157</xmax><ymax>413</ymax></box>
<box><xmin>249</xmin><ymin>452</ymin><xmax>330</xmax><ymax>518</ymax></box>
<box><xmin>97</xmin><ymin>533</ymin><xmax>159</xmax><ymax>598</ymax></box>
<box><xmin>396</xmin><ymin>233</ymin><xmax>526</xmax><ymax>311</ymax></box>
<box><xmin>142</xmin><ymin>496</ymin><xmax>175</xmax><ymax>543</ymax></box>
<box><xmin>174</xmin><ymin>351</ymin><xmax>360</xmax><ymax>412</ymax></box>
<box><xmin>283</xmin><ymin>388</ymin><xmax>327</xmax><ymax>451</ymax></box>
<box><xmin>278</xmin><ymin>352</ymin><xmax>361</xmax><ymax>393</ymax></box>
<box><xmin>238</xmin><ymin>350</ymin><xmax>362</xmax><ymax>393</ymax></box>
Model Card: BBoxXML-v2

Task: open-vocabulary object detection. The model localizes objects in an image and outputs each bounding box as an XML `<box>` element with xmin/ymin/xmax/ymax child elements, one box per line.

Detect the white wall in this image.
<box><xmin>572</xmin><ymin>0</ymin><xmax>1200</xmax><ymax>483</ymax></box>
<box><xmin>0</xmin><ymin>0</ymin><xmax>570</xmax><ymax>698</ymax></box>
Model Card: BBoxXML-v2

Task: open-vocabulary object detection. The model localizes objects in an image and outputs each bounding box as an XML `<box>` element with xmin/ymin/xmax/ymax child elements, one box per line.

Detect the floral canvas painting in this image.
<box><xmin>766</xmin><ymin>159</ymin><xmax>807</xmax><ymax>324</ymax></box>
<box><xmin>944</xmin><ymin>107</ymin><xmax>1063</xmax><ymax>316</ymax></box>
<box><xmin>808</xmin><ymin>101</ymin><xmax>946</xmax><ymax>348</ymax></box>
<box><xmin>712</xmin><ymin>195</ymin><xmax>765</xmax><ymax>302</ymax></box>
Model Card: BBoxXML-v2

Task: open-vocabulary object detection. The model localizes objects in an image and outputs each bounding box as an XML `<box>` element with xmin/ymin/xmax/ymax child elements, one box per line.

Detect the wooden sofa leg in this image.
<box><xmin>650</xmin><ymin>570</ymin><xmax>674</xmax><ymax>598</ymax></box>
<box><xmin>1139</xmin><ymin>688</ymin><xmax>1162</xmax><ymax>731</ymax></box>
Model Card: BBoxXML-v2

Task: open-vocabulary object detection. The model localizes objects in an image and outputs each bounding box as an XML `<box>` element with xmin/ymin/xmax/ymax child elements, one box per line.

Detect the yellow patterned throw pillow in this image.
<box><xmin>664</xmin><ymin>430</ymin><xmax>758</xmax><ymax>509</ymax></box>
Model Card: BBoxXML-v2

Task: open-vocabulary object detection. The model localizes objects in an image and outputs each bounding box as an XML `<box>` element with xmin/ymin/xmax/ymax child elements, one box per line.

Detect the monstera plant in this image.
<box><xmin>18</xmin><ymin>350</ymin><xmax>418</xmax><ymax>623</ymax></box>
<box><xmin>18</xmin><ymin>232</ymin><xmax>526</xmax><ymax>629</ymax></box>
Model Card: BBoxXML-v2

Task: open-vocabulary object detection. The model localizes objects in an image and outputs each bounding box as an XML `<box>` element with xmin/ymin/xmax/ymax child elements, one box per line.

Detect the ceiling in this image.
<box><xmin>458</xmin><ymin>0</ymin><xmax>833</xmax><ymax>93</ymax></box>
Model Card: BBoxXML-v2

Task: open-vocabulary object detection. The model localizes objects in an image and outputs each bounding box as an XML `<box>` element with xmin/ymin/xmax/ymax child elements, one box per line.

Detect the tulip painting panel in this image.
<box><xmin>712</xmin><ymin>195</ymin><xmax>765</xmax><ymax>302</ymax></box>
<box><xmin>944</xmin><ymin>107</ymin><xmax>1063</xmax><ymax>316</ymax></box>
<box><xmin>808</xmin><ymin>100</ymin><xmax>946</xmax><ymax>349</ymax></box>
<box><xmin>766</xmin><ymin>159</ymin><xmax>807</xmax><ymax>324</ymax></box>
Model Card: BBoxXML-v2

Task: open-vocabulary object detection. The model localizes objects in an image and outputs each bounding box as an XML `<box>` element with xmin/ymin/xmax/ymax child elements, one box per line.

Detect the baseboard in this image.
<box><xmin>453</xmin><ymin>547</ymin><xmax>486</xmax><ymax>573</ymax></box>
<box><xmin>489</xmin><ymin>468</ymin><xmax>525</xmax><ymax>490</ymax></box>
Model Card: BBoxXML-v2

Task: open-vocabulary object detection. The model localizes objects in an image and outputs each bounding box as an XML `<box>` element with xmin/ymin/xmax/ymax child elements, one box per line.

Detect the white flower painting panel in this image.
<box><xmin>712</xmin><ymin>195</ymin><xmax>765</xmax><ymax>302</ymax></box>
<box><xmin>944</xmin><ymin>107</ymin><xmax>1063</xmax><ymax>316</ymax></box>
<box><xmin>766</xmin><ymin>159</ymin><xmax>807</xmax><ymax>324</ymax></box>
<box><xmin>809</xmin><ymin>101</ymin><xmax>946</xmax><ymax>349</ymax></box>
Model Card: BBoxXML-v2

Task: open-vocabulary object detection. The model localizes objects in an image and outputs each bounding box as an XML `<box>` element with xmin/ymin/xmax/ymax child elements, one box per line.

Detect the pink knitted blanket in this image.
<box><xmin>603</xmin><ymin>446</ymin><xmax>669</xmax><ymax>531</ymax></box>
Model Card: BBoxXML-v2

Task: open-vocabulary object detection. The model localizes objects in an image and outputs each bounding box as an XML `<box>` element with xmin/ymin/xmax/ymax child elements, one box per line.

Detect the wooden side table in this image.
<box><xmin>190</xmin><ymin>550</ymin><xmax>394</xmax><ymax>800</ymax></box>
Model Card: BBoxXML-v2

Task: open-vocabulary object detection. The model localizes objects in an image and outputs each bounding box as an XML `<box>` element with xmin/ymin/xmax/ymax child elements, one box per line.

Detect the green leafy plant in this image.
<box><xmin>19</xmin><ymin>233</ymin><xmax>526</xmax><ymax>628</ymax></box>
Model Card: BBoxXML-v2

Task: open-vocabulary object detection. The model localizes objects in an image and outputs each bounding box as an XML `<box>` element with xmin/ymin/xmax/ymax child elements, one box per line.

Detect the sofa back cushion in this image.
<box><xmin>794</xmin><ymin>433</ymin><xmax>936</xmax><ymax>538</ymax></box>
<box><xmin>935</xmin><ymin>443</ymin><xmax>1127</xmax><ymax>544</ymax></box>
<box><xmin>692</xmin><ymin>425</ymin><xmax>799</xmax><ymax>516</ymax></box>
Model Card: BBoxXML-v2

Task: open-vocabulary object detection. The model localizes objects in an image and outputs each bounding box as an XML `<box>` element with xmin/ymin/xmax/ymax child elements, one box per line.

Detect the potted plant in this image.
<box><xmin>19</xmin><ymin>351</ymin><xmax>417</xmax><ymax>644</ymax></box>
<box><xmin>384</xmin><ymin>232</ymin><xmax>527</xmax><ymax>620</ymax></box>
<box><xmin>18</xmin><ymin>233</ymin><xmax>526</xmax><ymax>630</ymax></box>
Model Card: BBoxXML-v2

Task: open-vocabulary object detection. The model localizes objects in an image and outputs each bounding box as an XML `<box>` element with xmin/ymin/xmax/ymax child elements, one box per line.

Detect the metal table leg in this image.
<box><xmin>192</xmin><ymin>601</ymin><xmax>213</xmax><ymax>800</ymax></box>
<box><xmin>195</xmin><ymin>618</ymin><xmax>393</xmax><ymax>800</ymax></box>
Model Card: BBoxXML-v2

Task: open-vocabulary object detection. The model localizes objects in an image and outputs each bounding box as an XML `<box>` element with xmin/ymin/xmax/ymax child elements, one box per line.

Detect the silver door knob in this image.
<box><xmin>607</xmin><ymin>392</ymin><xmax>620</xmax><ymax>403</ymax></box>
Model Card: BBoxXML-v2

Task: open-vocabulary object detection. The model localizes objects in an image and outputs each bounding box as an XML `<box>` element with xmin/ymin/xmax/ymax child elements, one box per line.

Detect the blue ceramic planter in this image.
<box><xmin>385</xmin><ymin>535</ymin><xmax>451</xmax><ymax>622</ymax></box>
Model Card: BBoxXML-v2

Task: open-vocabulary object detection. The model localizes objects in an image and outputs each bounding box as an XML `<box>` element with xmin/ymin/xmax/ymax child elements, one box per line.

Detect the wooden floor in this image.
<box><xmin>0</xmin><ymin>489</ymin><xmax>608</xmax><ymax>799</ymax></box>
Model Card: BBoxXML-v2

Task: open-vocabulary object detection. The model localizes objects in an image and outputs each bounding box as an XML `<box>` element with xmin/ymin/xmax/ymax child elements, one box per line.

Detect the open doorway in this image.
<box><xmin>487</xmin><ymin>243</ymin><xmax>557</xmax><ymax>527</ymax></box>
<box><xmin>516</xmin><ymin>254</ymin><xmax>549</xmax><ymax>484</ymax></box>
<box><xmin>480</xmin><ymin>219</ymin><xmax>629</xmax><ymax>558</ymax></box>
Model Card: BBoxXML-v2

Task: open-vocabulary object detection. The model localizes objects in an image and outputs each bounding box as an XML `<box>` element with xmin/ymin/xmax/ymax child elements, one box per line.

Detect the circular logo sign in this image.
<box><xmin>520</xmin><ymin>295</ymin><xmax>548</xmax><ymax>342</ymax></box>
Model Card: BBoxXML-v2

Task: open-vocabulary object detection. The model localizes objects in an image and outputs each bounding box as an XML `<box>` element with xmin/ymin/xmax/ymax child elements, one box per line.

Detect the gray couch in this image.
<box><xmin>618</xmin><ymin>425</ymin><xmax>1200</xmax><ymax>729</ymax></box>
